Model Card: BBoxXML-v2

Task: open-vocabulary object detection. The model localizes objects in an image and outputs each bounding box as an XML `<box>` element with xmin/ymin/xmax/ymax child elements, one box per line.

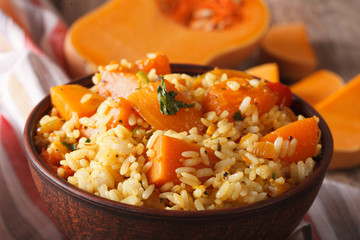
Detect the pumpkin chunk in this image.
<box><xmin>315</xmin><ymin>74</ymin><xmax>360</xmax><ymax>169</ymax></box>
<box><xmin>290</xmin><ymin>70</ymin><xmax>344</xmax><ymax>106</ymax></box>
<box><xmin>246</xmin><ymin>63</ymin><xmax>279</xmax><ymax>83</ymax></box>
<box><xmin>259</xmin><ymin>23</ymin><xmax>317</xmax><ymax>81</ymax></box>
<box><xmin>207</xmin><ymin>68</ymin><xmax>254</xmax><ymax>79</ymax></box>
<box><xmin>259</xmin><ymin>117</ymin><xmax>320</xmax><ymax>163</ymax></box>
<box><xmin>106</xmin><ymin>97</ymin><xmax>142</xmax><ymax>130</ymax></box>
<box><xmin>50</xmin><ymin>84</ymin><xmax>105</xmax><ymax>121</ymax></box>
<box><xmin>98</xmin><ymin>70</ymin><xmax>140</xmax><ymax>99</ymax></box>
<box><xmin>64</xmin><ymin>0</ymin><xmax>269</xmax><ymax>77</ymax></box>
<box><xmin>128</xmin><ymin>80</ymin><xmax>205</xmax><ymax>132</ymax></box>
<box><xmin>203</xmin><ymin>77</ymin><xmax>279</xmax><ymax>120</ymax></box>
<box><xmin>98</xmin><ymin>52</ymin><xmax>171</xmax><ymax>98</ymax></box>
<box><xmin>146</xmin><ymin>135</ymin><xmax>219</xmax><ymax>186</ymax></box>
<box><xmin>136</xmin><ymin>52</ymin><xmax>171</xmax><ymax>75</ymax></box>
<box><xmin>266</xmin><ymin>82</ymin><xmax>293</xmax><ymax>107</ymax></box>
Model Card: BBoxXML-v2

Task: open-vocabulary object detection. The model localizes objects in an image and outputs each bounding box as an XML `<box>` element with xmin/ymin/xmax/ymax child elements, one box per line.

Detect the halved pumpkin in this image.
<box><xmin>64</xmin><ymin>0</ymin><xmax>269</xmax><ymax>77</ymax></box>
<box><xmin>290</xmin><ymin>69</ymin><xmax>344</xmax><ymax>106</ymax></box>
<box><xmin>315</xmin><ymin>74</ymin><xmax>360</xmax><ymax>169</ymax></box>
<box><xmin>259</xmin><ymin>23</ymin><xmax>317</xmax><ymax>81</ymax></box>
<box><xmin>245</xmin><ymin>63</ymin><xmax>279</xmax><ymax>82</ymax></box>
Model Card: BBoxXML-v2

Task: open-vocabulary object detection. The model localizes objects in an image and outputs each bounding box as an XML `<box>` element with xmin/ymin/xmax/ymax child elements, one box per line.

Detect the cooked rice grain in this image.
<box><xmin>34</xmin><ymin>64</ymin><xmax>321</xmax><ymax>211</ymax></box>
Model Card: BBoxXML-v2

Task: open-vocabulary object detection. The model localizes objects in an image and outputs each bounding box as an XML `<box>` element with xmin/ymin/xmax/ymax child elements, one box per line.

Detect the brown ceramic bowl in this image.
<box><xmin>24</xmin><ymin>64</ymin><xmax>333</xmax><ymax>240</ymax></box>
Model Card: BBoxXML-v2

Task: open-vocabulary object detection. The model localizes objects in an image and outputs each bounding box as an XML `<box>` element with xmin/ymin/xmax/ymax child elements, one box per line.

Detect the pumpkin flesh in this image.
<box><xmin>259</xmin><ymin>23</ymin><xmax>317</xmax><ymax>81</ymax></box>
<box><xmin>246</xmin><ymin>63</ymin><xmax>279</xmax><ymax>83</ymax></box>
<box><xmin>65</xmin><ymin>0</ymin><xmax>269</xmax><ymax>77</ymax></box>
<box><xmin>290</xmin><ymin>69</ymin><xmax>344</xmax><ymax>106</ymax></box>
<box><xmin>315</xmin><ymin>74</ymin><xmax>360</xmax><ymax>169</ymax></box>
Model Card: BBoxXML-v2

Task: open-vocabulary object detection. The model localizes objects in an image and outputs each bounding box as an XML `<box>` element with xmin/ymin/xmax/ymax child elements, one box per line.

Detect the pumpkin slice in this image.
<box><xmin>50</xmin><ymin>84</ymin><xmax>106</xmax><ymax>121</ymax></box>
<box><xmin>258</xmin><ymin>117</ymin><xmax>320</xmax><ymax>163</ymax></box>
<box><xmin>64</xmin><ymin>0</ymin><xmax>269</xmax><ymax>77</ymax></box>
<box><xmin>315</xmin><ymin>74</ymin><xmax>360</xmax><ymax>169</ymax></box>
<box><xmin>203</xmin><ymin>77</ymin><xmax>279</xmax><ymax>120</ymax></box>
<box><xmin>290</xmin><ymin>70</ymin><xmax>344</xmax><ymax>106</ymax></box>
<box><xmin>128</xmin><ymin>79</ymin><xmax>205</xmax><ymax>132</ymax></box>
<box><xmin>259</xmin><ymin>23</ymin><xmax>317</xmax><ymax>81</ymax></box>
<box><xmin>98</xmin><ymin>70</ymin><xmax>140</xmax><ymax>99</ymax></box>
<box><xmin>245</xmin><ymin>63</ymin><xmax>279</xmax><ymax>83</ymax></box>
<box><xmin>146</xmin><ymin>135</ymin><xmax>219</xmax><ymax>187</ymax></box>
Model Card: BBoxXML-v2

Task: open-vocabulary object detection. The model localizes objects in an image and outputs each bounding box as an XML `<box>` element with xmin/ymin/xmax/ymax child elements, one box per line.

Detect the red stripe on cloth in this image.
<box><xmin>0</xmin><ymin>114</ymin><xmax>77</xmax><ymax>240</ymax></box>
<box><xmin>303</xmin><ymin>213</ymin><xmax>321</xmax><ymax>240</ymax></box>
<box><xmin>24</xmin><ymin>35</ymin><xmax>43</xmax><ymax>56</ymax></box>
<box><xmin>49</xmin><ymin>21</ymin><xmax>68</xmax><ymax>73</ymax></box>
<box><xmin>29</xmin><ymin>0</ymin><xmax>42</xmax><ymax>7</ymax></box>
<box><xmin>0</xmin><ymin>114</ymin><xmax>68</xmax><ymax>238</ymax></box>
<box><xmin>0</xmin><ymin>114</ymin><xmax>48</xmax><ymax>213</ymax></box>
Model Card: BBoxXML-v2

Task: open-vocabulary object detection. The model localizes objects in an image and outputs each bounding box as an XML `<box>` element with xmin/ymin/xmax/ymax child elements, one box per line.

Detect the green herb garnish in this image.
<box><xmin>157</xmin><ymin>76</ymin><xmax>194</xmax><ymax>115</ymax></box>
<box><xmin>85</xmin><ymin>138</ymin><xmax>91</xmax><ymax>143</ymax></box>
<box><xmin>233</xmin><ymin>110</ymin><xmax>244</xmax><ymax>121</ymax></box>
<box><xmin>131</xmin><ymin>125</ymin><xmax>140</xmax><ymax>137</ymax></box>
<box><xmin>61</xmin><ymin>142</ymin><xmax>77</xmax><ymax>151</ymax></box>
<box><xmin>272</xmin><ymin>173</ymin><xmax>276</xmax><ymax>180</ymax></box>
<box><xmin>136</xmin><ymin>71</ymin><xmax>149</xmax><ymax>85</ymax></box>
<box><xmin>217</xmin><ymin>140</ymin><xmax>222</xmax><ymax>151</ymax></box>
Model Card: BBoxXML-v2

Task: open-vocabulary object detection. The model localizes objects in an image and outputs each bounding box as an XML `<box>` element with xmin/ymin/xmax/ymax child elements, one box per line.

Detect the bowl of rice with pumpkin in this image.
<box><xmin>24</xmin><ymin>53</ymin><xmax>333</xmax><ymax>239</ymax></box>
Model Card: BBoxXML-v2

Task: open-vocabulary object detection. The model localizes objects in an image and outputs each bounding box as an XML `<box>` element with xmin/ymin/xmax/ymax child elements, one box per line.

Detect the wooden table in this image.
<box><xmin>54</xmin><ymin>0</ymin><xmax>360</xmax><ymax>186</ymax></box>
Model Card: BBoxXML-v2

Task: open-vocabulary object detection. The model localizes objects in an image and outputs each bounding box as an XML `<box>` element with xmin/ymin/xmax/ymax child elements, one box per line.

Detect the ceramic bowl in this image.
<box><xmin>24</xmin><ymin>64</ymin><xmax>333</xmax><ymax>240</ymax></box>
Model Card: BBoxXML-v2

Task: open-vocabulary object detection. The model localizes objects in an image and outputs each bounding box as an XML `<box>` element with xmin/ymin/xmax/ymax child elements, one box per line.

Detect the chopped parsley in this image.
<box><xmin>61</xmin><ymin>142</ymin><xmax>77</xmax><ymax>151</ymax></box>
<box><xmin>157</xmin><ymin>76</ymin><xmax>194</xmax><ymax>115</ymax></box>
<box><xmin>85</xmin><ymin>138</ymin><xmax>91</xmax><ymax>143</ymax></box>
<box><xmin>272</xmin><ymin>173</ymin><xmax>276</xmax><ymax>180</ymax></box>
<box><xmin>136</xmin><ymin>71</ymin><xmax>149</xmax><ymax>85</ymax></box>
<box><xmin>217</xmin><ymin>140</ymin><xmax>222</xmax><ymax>151</ymax></box>
<box><xmin>131</xmin><ymin>125</ymin><xmax>140</xmax><ymax>137</ymax></box>
<box><xmin>233</xmin><ymin>110</ymin><xmax>244</xmax><ymax>121</ymax></box>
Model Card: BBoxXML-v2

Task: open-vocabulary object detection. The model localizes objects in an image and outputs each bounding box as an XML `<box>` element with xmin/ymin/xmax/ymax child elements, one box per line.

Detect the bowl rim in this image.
<box><xmin>24</xmin><ymin>63</ymin><xmax>333</xmax><ymax>220</ymax></box>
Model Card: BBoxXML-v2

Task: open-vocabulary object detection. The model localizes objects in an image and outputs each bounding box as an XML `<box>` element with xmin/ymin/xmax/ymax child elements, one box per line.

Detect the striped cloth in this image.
<box><xmin>0</xmin><ymin>1</ymin><xmax>359</xmax><ymax>239</ymax></box>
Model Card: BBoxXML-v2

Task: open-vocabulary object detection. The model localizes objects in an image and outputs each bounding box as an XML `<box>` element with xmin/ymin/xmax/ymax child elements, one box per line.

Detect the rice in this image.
<box><xmin>80</xmin><ymin>93</ymin><xmax>92</xmax><ymax>104</ymax></box>
<box><xmin>34</xmin><ymin>58</ymin><xmax>321</xmax><ymax>211</ymax></box>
